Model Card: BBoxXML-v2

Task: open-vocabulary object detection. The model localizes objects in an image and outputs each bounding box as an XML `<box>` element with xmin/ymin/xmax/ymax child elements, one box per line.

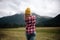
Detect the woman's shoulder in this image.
<box><xmin>31</xmin><ymin>15</ymin><xmax>36</xmax><ymax>20</ymax></box>
<box><xmin>32</xmin><ymin>15</ymin><xmax>36</xmax><ymax>18</ymax></box>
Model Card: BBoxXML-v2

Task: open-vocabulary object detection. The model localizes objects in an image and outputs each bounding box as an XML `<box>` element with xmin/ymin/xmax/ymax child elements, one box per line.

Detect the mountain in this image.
<box><xmin>32</xmin><ymin>13</ymin><xmax>52</xmax><ymax>26</ymax></box>
<box><xmin>0</xmin><ymin>13</ymin><xmax>52</xmax><ymax>28</ymax></box>
<box><xmin>44</xmin><ymin>14</ymin><xmax>60</xmax><ymax>27</ymax></box>
<box><xmin>0</xmin><ymin>13</ymin><xmax>24</xmax><ymax>28</ymax></box>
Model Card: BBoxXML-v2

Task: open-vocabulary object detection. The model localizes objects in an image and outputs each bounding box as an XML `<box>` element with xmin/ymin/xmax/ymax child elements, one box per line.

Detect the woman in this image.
<box><xmin>24</xmin><ymin>7</ymin><xmax>36</xmax><ymax>40</ymax></box>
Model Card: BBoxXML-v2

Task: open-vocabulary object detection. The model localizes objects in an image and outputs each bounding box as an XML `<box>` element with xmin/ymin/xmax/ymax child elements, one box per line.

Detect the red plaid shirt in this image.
<box><xmin>25</xmin><ymin>15</ymin><xmax>36</xmax><ymax>34</ymax></box>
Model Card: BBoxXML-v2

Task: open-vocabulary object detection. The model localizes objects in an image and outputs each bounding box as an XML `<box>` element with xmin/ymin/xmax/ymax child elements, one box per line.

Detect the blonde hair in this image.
<box><xmin>25</xmin><ymin>7</ymin><xmax>31</xmax><ymax>15</ymax></box>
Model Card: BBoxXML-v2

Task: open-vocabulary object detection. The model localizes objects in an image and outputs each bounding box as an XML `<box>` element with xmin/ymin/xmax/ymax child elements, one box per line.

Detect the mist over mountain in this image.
<box><xmin>32</xmin><ymin>13</ymin><xmax>52</xmax><ymax>26</ymax></box>
<box><xmin>0</xmin><ymin>13</ymin><xmax>60</xmax><ymax>28</ymax></box>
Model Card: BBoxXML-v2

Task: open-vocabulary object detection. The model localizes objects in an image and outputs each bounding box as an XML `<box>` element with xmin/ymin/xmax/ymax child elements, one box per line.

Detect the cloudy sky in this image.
<box><xmin>0</xmin><ymin>0</ymin><xmax>60</xmax><ymax>18</ymax></box>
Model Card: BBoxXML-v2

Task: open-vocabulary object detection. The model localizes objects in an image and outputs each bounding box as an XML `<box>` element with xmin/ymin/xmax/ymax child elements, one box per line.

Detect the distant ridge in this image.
<box><xmin>0</xmin><ymin>13</ymin><xmax>56</xmax><ymax>28</ymax></box>
<box><xmin>44</xmin><ymin>14</ymin><xmax>60</xmax><ymax>27</ymax></box>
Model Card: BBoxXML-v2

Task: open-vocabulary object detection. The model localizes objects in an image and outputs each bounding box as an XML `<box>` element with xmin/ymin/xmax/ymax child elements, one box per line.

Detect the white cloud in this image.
<box><xmin>0</xmin><ymin>0</ymin><xmax>60</xmax><ymax>18</ymax></box>
<box><xmin>27</xmin><ymin>0</ymin><xmax>60</xmax><ymax>17</ymax></box>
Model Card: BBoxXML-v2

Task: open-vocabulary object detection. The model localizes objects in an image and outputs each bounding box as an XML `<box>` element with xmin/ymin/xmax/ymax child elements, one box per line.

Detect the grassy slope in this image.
<box><xmin>0</xmin><ymin>27</ymin><xmax>60</xmax><ymax>40</ymax></box>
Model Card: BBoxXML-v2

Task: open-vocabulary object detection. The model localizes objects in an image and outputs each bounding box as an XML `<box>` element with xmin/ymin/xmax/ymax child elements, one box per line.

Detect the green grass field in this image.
<box><xmin>0</xmin><ymin>27</ymin><xmax>60</xmax><ymax>40</ymax></box>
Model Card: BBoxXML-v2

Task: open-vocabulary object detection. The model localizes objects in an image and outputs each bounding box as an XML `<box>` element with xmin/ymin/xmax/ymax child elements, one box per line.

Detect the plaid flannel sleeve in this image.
<box><xmin>32</xmin><ymin>16</ymin><xmax>36</xmax><ymax>26</ymax></box>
